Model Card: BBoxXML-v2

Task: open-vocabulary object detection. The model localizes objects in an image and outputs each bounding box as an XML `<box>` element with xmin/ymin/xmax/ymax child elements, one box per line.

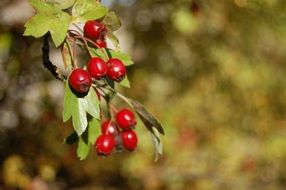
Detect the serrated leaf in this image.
<box><xmin>45</xmin><ymin>0</ymin><xmax>75</xmax><ymax>10</ymax></box>
<box><xmin>29</xmin><ymin>0</ymin><xmax>61</xmax><ymax>14</ymax></box>
<box><xmin>50</xmin><ymin>12</ymin><xmax>71</xmax><ymax>46</ymax></box>
<box><xmin>63</xmin><ymin>81</ymin><xmax>100</xmax><ymax>136</ymax></box>
<box><xmin>77</xmin><ymin>135</ymin><xmax>90</xmax><ymax>160</ymax></box>
<box><xmin>64</xmin><ymin>131</ymin><xmax>78</xmax><ymax>144</ymax></box>
<box><xmin>107</xmin><ymin>32</ymin><xmax>120</xmax><ymax>49</ymax></box>
<box><xmin>131</xmin><ymin>100</ymin><xmax>165</xmax><ymax>135</ymax></box>
<box><xmin>103</xmin><ymin>11</ymin><xmax>121</xmax><ymax>31</ymax></box>
<box><xmin>119</xmin><ymin>75</ymin><xmax>130</xmax><ymax>88</ymax></box>
<box><xmin>72</xmin><ymin>0</ymin><xmax>108</xmax><ymax>22</ymax></box>
<box><xmin>23</xmin><ymin>14</ymin><xmax>53</xmax><ymax>37</ymax></box>
<box><xmin>108</xmin><ymin>50</ymin><xmax>134</xmax><ymax>66</ymax></box>
<box><xmin>88</xmin><ymin>117</ymin><xmax>100</xmax><ymax>145</ymax></box>
<box><xmin>25</xmin><ymin>1</ymin><xmax>72</xmax><ymax>46</ymax></box>
<box><xmin>150</xmin><ymin>127</ymin><xmax>163</xmax><ymax>162</ymax></box>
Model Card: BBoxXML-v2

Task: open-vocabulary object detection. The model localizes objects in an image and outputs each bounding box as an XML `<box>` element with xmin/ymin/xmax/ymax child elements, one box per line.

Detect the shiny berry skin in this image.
<box><xmin>116</xmin><ymin>108</ymin><xmax>136</xmax><ymax>130</ymax></box>
<box><xmin>84</xmin><ymin>20</ymin><xmax>105</xmax><ymax>39</ymax></box>
<box><xmin>95</xmin><ymin>37</ymin><xmax>107</xmax><ymax>48</ymax></box>
<box><xmin>69</xmin><ymin>69</ymin><xmax>92</xmax><ymax>93</ymax></box>
<box><xmin>121</xmin><ymin>130</ymin><xmax>138</xmax><ymax>151</ymax></box>
<box><xmin>87</xmin><ymin>57</ymin><xmax>107</xmax><ymax>79</ymax></box>
<box><xmin>106</xmin><ymin>58</ymin><xmax>126</xmax><ymax>82</ymax></box>
<box><xmin>94</xmin><ymin>134</ymin><xmax>115</xmax><ymax>156</ymax></box>
<box><xmin>101</xmin><ymin>120</ymin><xmax>118</xmax><ymax>135</ymax></box>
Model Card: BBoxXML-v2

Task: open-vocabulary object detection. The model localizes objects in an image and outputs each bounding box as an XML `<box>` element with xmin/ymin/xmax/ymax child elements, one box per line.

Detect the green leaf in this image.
<box><xmin>45</xmin><ymin>0</ymin><xmax>75</xmax><ymax>10</ymax></box>
<box><xmin>64</xmin><ymin>131</ymin><xmax>79</xmax><ymax>144</ymax></box>
<box><xmin>63</xmin><ymin>81</ymin><xmax>100</xmax><ymax>136</ymax></box>
<box><xmin>77</xmin><ymin>135</ymin><xmax>90</xmax><ymax>160</ymax></box>
<box><xmin>50</xmin><ymin>12</ymin><xmax>72</xmax><ymax>47</ymax></box>
<box><xmin>103</xmin><ymin>11</ymin><xmax>121</xmax><ymax>31</ymax></box>
<box><xmin>29</xmin><ymin>0</ymin><xmax>61</xmax><ymax>14</ymax></box>
<box><xmin>25</xmin><ymin>1</ymin><xmax>72</xmax><ymax>46</ymax></box>
<box><xmin>23</xmin><ymin>14</ymin><xmax>53</xmax><ymax>37</ymax></box>
<box><xmin>119</xmin><ymin>75</ymin><xmax>130</xmax><ymax>88</ymax></box>
<box><xmin>72</xmin><ymin>0</ymin><xmax>108</xmax><ymax>22</ymax></box>
<box><xmin>88</xmin><ymin>117</ymin><xmax>100</xmax><ymax>145</ymax></box>
<box><xmin>80</xmin><ymin>88</ymin><xmax>100</xmax><ymax>119</ymax></box>
<box><xmin>109</xmin><ymin>50</ymin><xmax>134</xmax><ymax>66</ymax></box>
<box><xmin>89</xmin><ymin>48</ymin><xmax>109</xmax><ymax>61</ymax></box>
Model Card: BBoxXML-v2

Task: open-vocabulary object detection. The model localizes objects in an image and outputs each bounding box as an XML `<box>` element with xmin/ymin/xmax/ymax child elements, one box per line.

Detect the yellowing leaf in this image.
<box><xmin>72</xmin><ymin>0</ymin><xmax>108</xmax><ymax>22</ymax></box>
<box><xmin>23</xmin><ymin>14</ymin><xmax>53</xmax><ymax>37</ymax></box>
<box><xmin>103</xmin><ymin>11</ymin><xmax>121</xmax><ymax>31</ymax></box>
<box><xmin>45</xmin><ymin>0</ymin><xmax>75</xmax><ymax>10</ymax></box>
<box><xmin>50</xmin><ymin>12</ymin><xmax>72</xmax><ymax>46</ymax></box>
<box><xmin>29</xmin><ymin>0</ymin><xmax>61</xmax><ymax>14</ymax></box>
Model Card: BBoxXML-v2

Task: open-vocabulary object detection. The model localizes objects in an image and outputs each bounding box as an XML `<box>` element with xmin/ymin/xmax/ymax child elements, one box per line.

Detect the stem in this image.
<box><xmin>42</xmin><ymin>34</ymin><xmax>66</xmax><ymax>81</ymax></box>
<box><xmin>68</xmin><ymin>30</ymin><xmax>109</xmax><ymax>60</ymax></box>
<box><xmin>63</xmin><ymin>39</ymin><xmax>75</xmax><ymax>67</ymax></box>
<box><xmin>72</xmin><ymin>38</ymin><xmax>78</xmax><ymax>68</ymax></box>
<box><xmin>109</xmin><ymin>104</ymin><xmax>118</xmax><ymax>114</ymax></box>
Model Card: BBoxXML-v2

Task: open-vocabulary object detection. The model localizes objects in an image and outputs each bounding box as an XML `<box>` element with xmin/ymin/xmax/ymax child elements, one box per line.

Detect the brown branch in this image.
<box><xmin>42</xmin><ymin>34</ymin><xmax>66</xmax><ymax>81</ymax></box>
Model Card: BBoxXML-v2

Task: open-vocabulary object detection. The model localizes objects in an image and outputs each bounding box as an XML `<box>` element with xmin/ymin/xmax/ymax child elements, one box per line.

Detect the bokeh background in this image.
<box><xmin>1</xmin><ymin>0</ymin><xmax>286</xmax><ymax>189</ymax></box>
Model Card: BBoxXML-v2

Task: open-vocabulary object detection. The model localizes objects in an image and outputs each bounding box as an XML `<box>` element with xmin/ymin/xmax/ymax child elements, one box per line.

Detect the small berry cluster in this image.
<box><xmin>84</xmin><ymin>20</ymin><xmax>107</xmax><ymax>48</ymax></box>
<box><xmin>95</xmin><ymin>108</ymin><xmax>138</xmax><ymax>156</ymax></box>
<box><xmin>68</xmin><ymin>20</ymin><xmax>137</xmax><ymax>157</ymax></box>
<box><xmin>68</xmin><ymin>20</ymin><xmax>127</xmax><ymax>94</ymax></box>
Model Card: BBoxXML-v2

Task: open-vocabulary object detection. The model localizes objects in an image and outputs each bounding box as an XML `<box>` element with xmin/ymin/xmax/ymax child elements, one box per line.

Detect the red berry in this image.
<box><xmin>106</xmin><ymin>58</ymin><xmax>126</xmax><ymax>82</ymax></box>
<box><xmin>94</xmin><ymin>134</ymin><xmax>115</xmax><ymax>156</ymax></box>
<box><xmin>95</xmin><ymin>37</ymin><xmax>107</xmax><ymax>48</ymax></box>
<box><xmin>101</xmin><ymin>120</ymin><xmax>118</xmax><ymax>135</ymax></box>
<box><xmin>69</xmin><ymin>68</ymin><xmax>92</xmax><ymax>93</ymax></box>
<box><xmin>87</xmin><ymin>57</ymin><xmax>107</xmax><ymax>79</ymax></box>
<box><xmin>84</xmin><ymin>20</ymin><xmax>105</xmax><ymax>39</ymax></box>
<box><xmin>116</xmin><ymin>108</ymin><xmax>136</xmax><ymax>130</ymax></box>
<box><xmin>121</xmin><ymin>130</ymin><xmax>138</xmax><ymax>151</ymax></box>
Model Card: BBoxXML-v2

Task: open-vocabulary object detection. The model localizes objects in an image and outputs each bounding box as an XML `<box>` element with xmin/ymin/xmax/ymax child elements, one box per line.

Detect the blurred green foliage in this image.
<box><xmin>0</xmin><ymin>0</ymin><xmax>286</xmax><ymax>189</ymax></box>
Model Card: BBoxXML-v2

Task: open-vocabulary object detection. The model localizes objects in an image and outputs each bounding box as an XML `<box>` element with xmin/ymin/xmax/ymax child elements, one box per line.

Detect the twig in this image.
<box><xmin>68</xmin><ymin>30</ymin><xmax>109</xmax><ymax>60</ymax></box>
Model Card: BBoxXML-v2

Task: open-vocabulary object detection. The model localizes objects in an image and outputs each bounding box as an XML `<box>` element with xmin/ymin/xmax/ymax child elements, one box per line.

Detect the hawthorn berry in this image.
<box><xmin>94</xmin><ymin>134</ymin><xmax>115</xmax><ymax>156</ymax></box>
<box><xmin>121</xmin><ymin>130</ymin><xmax>138</xmax><ymax>151</ymax></box>
<box><xmin>84</xmin><ymin>20</ymin><xmax>106</xmax><ymax>39</ymax></box>
<box><xmin>95</xmin><ymin>37</ymin><xmax>107</xmax><ymax>48</ymax></box>
<box><xmin>69</xmin><ymin>68</ymin><xmax>92</xmax><ymax>93</ymax></box>
<box><xmin>106</xmin><ymin>58</ymin><xmax>126</xmax><ymax>82</ymax></box>
<box><xmin>87</xmin><ymin>57</ymin><xmax>107</xmax><ymax>79</ymax></box>
<box><xmin>116</xmin><ymin>108</ymin><xmax>136</xmax><ymax>130</ymax></box>
<box><xmin>101</xmin><ymin>120</ymin><xmax>118</xmax><ymax>135</ymax></box>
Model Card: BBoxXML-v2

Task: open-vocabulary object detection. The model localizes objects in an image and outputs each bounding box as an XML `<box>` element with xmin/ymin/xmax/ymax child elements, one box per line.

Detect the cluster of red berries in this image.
<box><xmin>68</xmin><ymin>20</ymin><xmax>137</xmax><ymax>157</ymax></box>
<box><xmin>68</xmin><ymin>20</ymin><xmax>127</xmax><ymax>94</ymax></box>
<box><xmin>95</xmin><ymin>108</ymin><xmax>138</xmax><ymax>156</ymax></box>
<box><xmin>84</xmin><ymin>20</ymin><xmax>107</xmax><ymax>48</ymax></box>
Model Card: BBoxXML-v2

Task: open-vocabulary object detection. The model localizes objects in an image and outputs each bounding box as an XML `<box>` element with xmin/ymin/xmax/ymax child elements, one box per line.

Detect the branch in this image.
<box><xmin>42</xmin><ymin>34</ymin><xmax>66</xmax><ymax>81</ymax></box>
